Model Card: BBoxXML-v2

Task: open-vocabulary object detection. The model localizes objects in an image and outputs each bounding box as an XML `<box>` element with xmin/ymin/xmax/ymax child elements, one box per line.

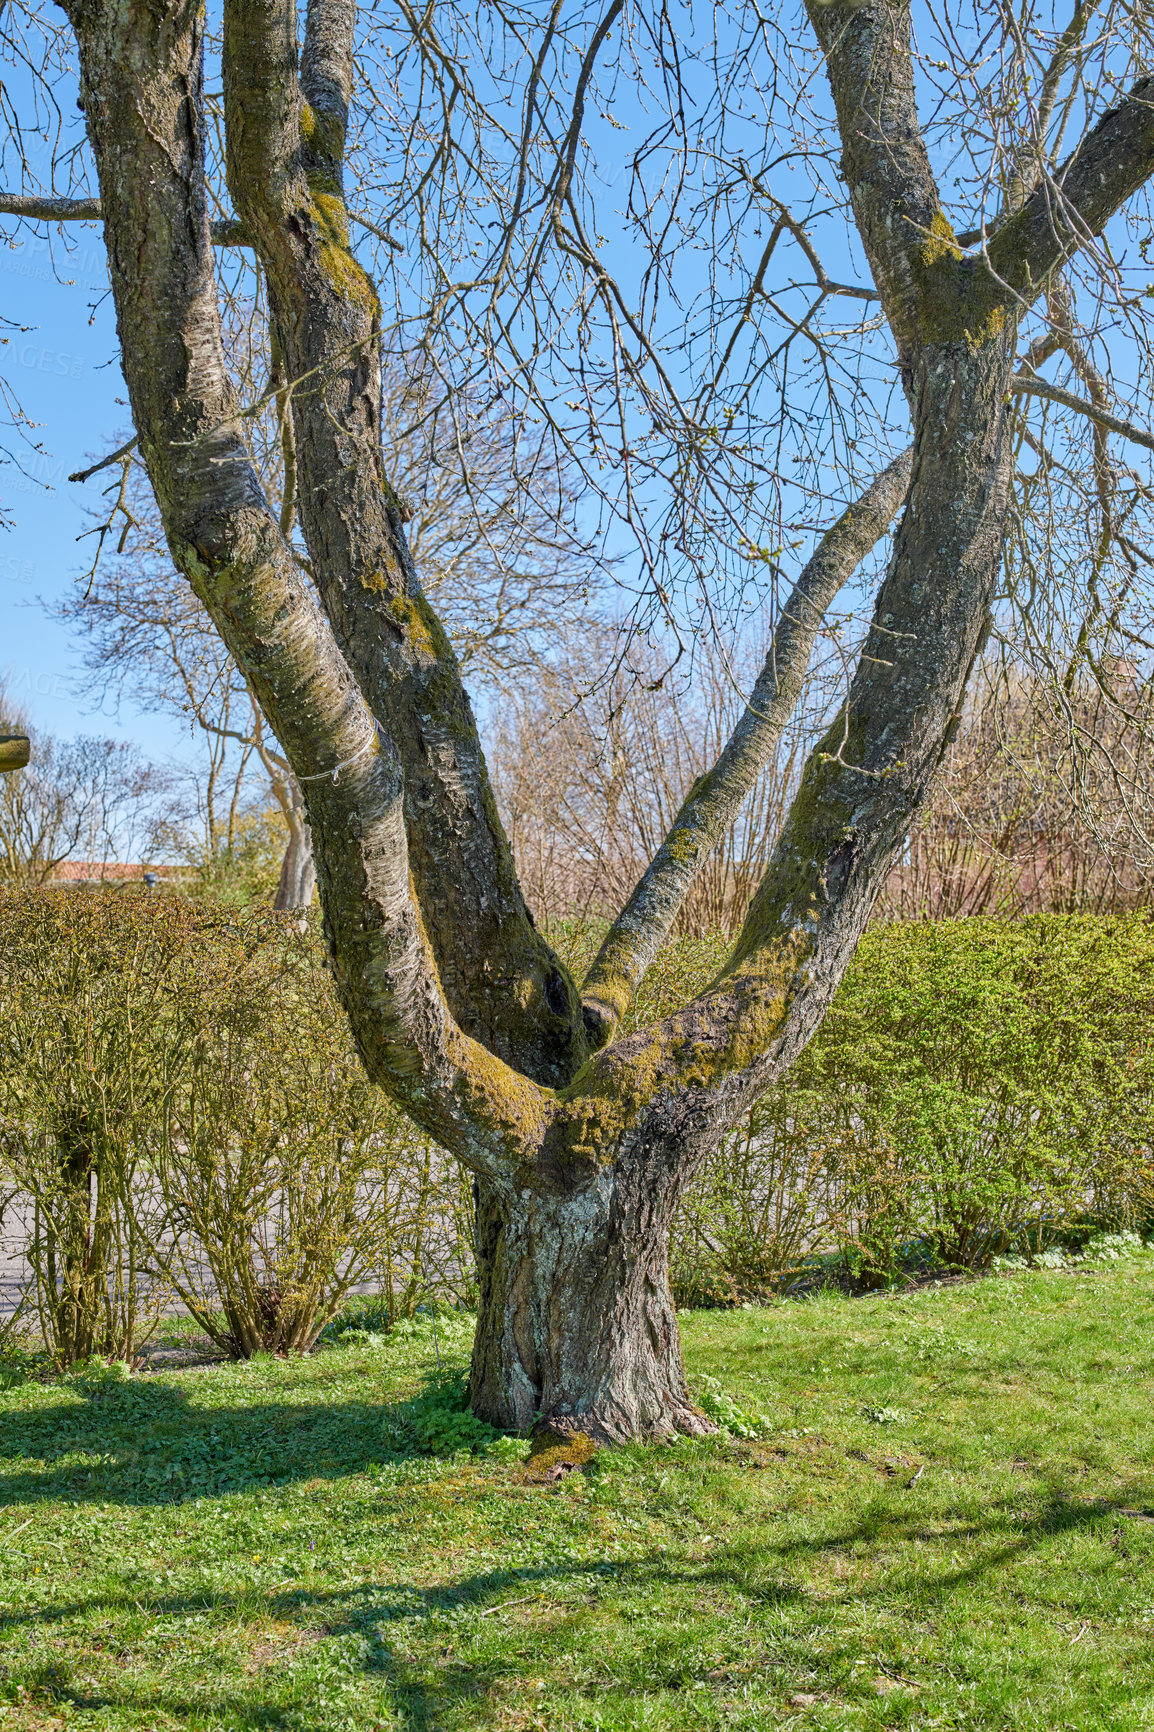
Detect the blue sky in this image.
<box><xmin>3</xmin><ymin>0</ymin><xmax>1151</xmax><ymax>776</ymax></box>
<box><xmin>0</xmin><ymin>226</ymin><xmax>182</xmax><ymax>753</ymax></box>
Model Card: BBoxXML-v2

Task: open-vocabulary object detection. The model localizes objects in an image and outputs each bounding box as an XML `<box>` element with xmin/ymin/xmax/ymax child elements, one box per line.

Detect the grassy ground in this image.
<box><xmin>2</xmin><ymin>1256</ymin><xmax>1154</xmax><ymax>1731</ymax></box>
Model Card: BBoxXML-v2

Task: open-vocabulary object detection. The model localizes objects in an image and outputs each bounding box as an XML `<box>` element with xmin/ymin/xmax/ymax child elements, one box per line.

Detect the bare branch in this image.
<box><xmin>0</xmin><ymin>192</ymin><xmax>100</xmax><ymax>219</ymax></box>
<box><xmin>990</xmin><ymin>73</ymin><xmax>1154</xmax><ymax>295</ymax></box>
<box><xmin>581</xmin><ymin>447</ymin><xmax>913</xmax><ymax>1045</ymax></box>
<box><xmin>0</xmin><ymin>191</ymin><xmax>249</xmax><ymax>247</ymax></box>
<box><xmin>68</xmin><ymin>435</ymin><xmax>138</xmax><ymax>486</ymax></box>
<box><xmin>1012</xmin><ymin>377</ymin><xmax>1154</xmax><ymax>456</ymax></box>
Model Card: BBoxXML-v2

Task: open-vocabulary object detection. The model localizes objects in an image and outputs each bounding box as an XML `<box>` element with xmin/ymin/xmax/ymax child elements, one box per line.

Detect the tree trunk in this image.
<box><xmin>273</xmin><ymin>811</ymin><xmax>316</xmax><ymax>911</ymax></box>
<box><xmin>468</xmin><ymin>1166</ymin><xmax>714</xmax><ymax>1444</ymax></box>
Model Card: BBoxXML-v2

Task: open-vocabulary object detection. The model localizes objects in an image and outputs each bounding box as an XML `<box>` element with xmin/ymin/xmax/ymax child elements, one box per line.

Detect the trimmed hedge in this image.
<box><xmin>669</xmin><ymin>914</ymin><xmax>1154</xmax><ymax>1296</ymax></box>
<box><xmin>3</xmin><ymin>895</ymin><xmax>1152</xmax><ymax>1358</ymax></box>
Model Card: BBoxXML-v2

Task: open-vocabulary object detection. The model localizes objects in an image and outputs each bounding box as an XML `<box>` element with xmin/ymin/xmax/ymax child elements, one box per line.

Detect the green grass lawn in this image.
<box><xmin>2</xmin><ymin>1255</ymin><xmax>1154</xmax><ymax>1731</ymax></box>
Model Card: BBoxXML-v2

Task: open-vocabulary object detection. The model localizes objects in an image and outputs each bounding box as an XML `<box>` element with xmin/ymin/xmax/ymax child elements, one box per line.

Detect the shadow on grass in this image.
<box><xmin>3</xmin><ymin>1487</ymin><xmax>1152</xmax><ymax>1730</ymax></box>
<box><xmin>0</xmin><ymin>1365</ymin><xmax>467</xmax><ymax>1506</ymax></box>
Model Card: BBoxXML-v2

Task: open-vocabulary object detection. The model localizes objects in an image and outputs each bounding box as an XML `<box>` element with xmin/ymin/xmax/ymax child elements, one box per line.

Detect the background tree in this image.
<box><xmin>876</xmin><ymin>658</ymin><xmax>1154</xmax><ymax>920</ymax></box>
<box><xmin>490</xmin><ymin>619</ymin><xmax>830</xmax><ymax>932</ymax></box>
<box><xmin>497</xmin><ymin>644</ymin><xmax>1154</xmax><ymax>931</ymax></box>
<box><xmin>3</xmin><ymin>0</ymin><xmax>1154</xmax><ymax>1441</ymax></box>
<box><xmin>59</xmin><ymin>363</ymin><xmax>598</xmax><ymax>909</ymax></box>
<box><xmin>0</xmin><ymin>684</ymin><xmax>171</xmax><ymax>885</ymax></box>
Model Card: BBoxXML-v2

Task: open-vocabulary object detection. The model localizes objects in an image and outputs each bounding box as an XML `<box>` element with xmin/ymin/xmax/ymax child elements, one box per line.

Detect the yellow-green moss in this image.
<box><xmin>910</xmin><ymin>248</ymin><xmax>1012</xmax><ymax>352</ymax></box>
<box><xmin>380</xmin><ymin>477</ymin><xmax>412</xmax><ymax>521</ymax></box>
<box><xmin>296</xmin><ymin>99</ymin><xmax>378</xmax><ymax>316</ymax></box>
<box><xmin>373</xmin><ymin>591</ymin><xmax>448</xmax><ymax>659</ymax></box>
<box><xmin>302</xmin><ymin>175</ymin><xmax>379</xmax><ymax>319</ymax></box>
<box><xmin>310</xmin><ymin>185</ymin><xmax>348</xmax><ymax>240</ymax></box>
<box><xmin>581</xmin><ymin>957</ymin><xmax>635</xmax><ymax>1025</ymax></box>
<box><xmin>523</xmin><ymin>1434</ymin><xmax>599</xmax><ymax>1474</ymax></box>
<box><xmin>554</xmin><ymin>937</ymin><xmax>808</xmax><ymax>1158</ymax></box>
<box><xmin>920</xmin><ymin>209</ymin><xmax>963</xmax><ymax>268</ymax></box>
<box><xmin>662</xmin><ymin>810</ymin><xmax>712</xmax><ymax>869</ymax></box>
<box><xmin>905</xmin><ymin>211</ymin><xmax>1017</xmax><ymax>350</ymax></box>
<box><xmin>300</xmin><ymin>101</ymin><xmax>343</xmax><ymax>169</ymax></box>
<box><xmin>963</xmin><ymin>301</ymin><xmax>1009</xmax><ymax>351</ymax></box>
<box><xmin>449</xmin><ymin>1023</ymin><xmax>557</xmax><ymax>1151</ymax></box>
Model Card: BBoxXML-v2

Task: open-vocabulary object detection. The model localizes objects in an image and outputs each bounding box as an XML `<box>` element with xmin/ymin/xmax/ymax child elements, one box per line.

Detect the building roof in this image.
<box><xmin>44</xmin><ymin>861</ymin><xmax>183</xmax><ymax>885</ymax></box>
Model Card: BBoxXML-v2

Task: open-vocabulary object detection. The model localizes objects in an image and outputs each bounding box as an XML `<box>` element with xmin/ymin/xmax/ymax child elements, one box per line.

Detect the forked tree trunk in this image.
<box><xmin>53</xmin><ymin>0</ymin><xmax>1154</xmax><ymax>1448</ymax></box>
<box><xmin>468</xmin><ymin>1165</ymin><xmax>713</xmax><ymax>1443</ymax></box>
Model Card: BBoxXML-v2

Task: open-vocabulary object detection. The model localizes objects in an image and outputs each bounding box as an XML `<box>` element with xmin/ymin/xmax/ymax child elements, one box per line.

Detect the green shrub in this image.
<box><xmin>0</xmin><ymin>890</ymin><xmax>475</xmax><ymax>1361</ymax></box>
<box><xmin>382</xmin><ymin>1371</ymin><xmax>500</xmax><ymax>1455</ymax></box>
<box><xmin>5</xmin><ymin>898</ymin><xmax>1152</xmax><ymax>1361</ymax></box>
<box><xmin>0</xmin><ymin>890</ymin><xmax>202</xmax><ymax>1363</ymax></box>
<box><xmin>669</xmin><ymin>1257</ymin><xmax>739</xmax><ymax>1310</ymax></box>
<box><xmin>655</xmin><ymin>915</ymin><xmax>1154</xmax><ymax>1296</ymax></box>
<box><xmin>807</xmin><ymin>916</ymin><xmax>1154</xmax><ymax>1278</ymax></box>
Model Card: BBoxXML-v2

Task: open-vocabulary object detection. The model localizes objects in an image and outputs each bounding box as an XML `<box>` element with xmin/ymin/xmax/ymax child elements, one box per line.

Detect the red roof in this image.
<box><xmin>47</xmin><ymin>861</ymin><xmax>182</xmax><ymax>882</ymax></box>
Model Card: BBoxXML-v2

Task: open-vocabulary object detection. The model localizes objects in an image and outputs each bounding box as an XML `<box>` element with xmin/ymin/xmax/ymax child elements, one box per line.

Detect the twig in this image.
<box><xmin>1012</xmin><ymin>378</ymin><xmax>1154</xmax><ymax>455</ymax></box>
<box><xmin>69</xmin><ymin>435</ymin><xmax>138</xmax><ymax>485</ymax></box>
<box><xmin>479</xmin><ymin>1593</ymin><xmax>538</xmax><ymax>1616</ymax></box>
<box><xmin>348</xmin><ymin>211</ymin><xmax>403</xmax><ymax>252</ymax></box>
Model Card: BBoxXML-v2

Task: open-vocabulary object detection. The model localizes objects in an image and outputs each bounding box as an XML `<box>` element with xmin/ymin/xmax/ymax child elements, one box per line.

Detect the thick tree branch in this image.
<box><xmin>222</xmin><ymin>0</ymin><xmax>301</xmax><ymax>200</ymax></box>
<box><xmin>0</xmin><ymin>735</ymin><xmax>30</xmax><ymax>773</ymax></box>
<box><xmin>62</xmin><ymin>0</ymin><xmax>552</xmax><ymax>1186</ymax></box>
<box><xmin>0</xmin><ymin>192</ymin><xmax>248</xmax><ymax>246</ymax></box>
<box><xmin>0</xmin><ymin>193</ymin><xmax>100</xmax><ymax>219</ymax></box>
<box><xmin>222</xmin><ymin>0</ymin><xmax>589</xmax><ymax>1084</ymax></box>
<box><xmin>301</xmin><ymin>0</ymin><xmax>354</xmax><ymax>165</ymax></box>
<box><xmin>0</xmin><ymin>191</ymin><xmax>396</xmax><ymax>249</ymax></box>
<box><xmin>803</xmin><ymin>0</ymin><xmax>943</xmax><ymax>356</ymax></box>
<box><xmin>989</xmin><ymin>74</ymin><xmax>1154</xmax><ymax>297</ymax></box>
<box><xmin>808</xmin><ymin>21</ymin><xmax>1154</xmax><ymax>372</ymax></box>
<box><xmin>581</xmin><ymin>447</ymin><xmax>913</xmax><ymax>1047</ymax></box>
<box><xmin>558</xmin><ymin>358</ymin><xmax>1016</xmax><ymax>1173</ymax></box>
<box><xmin>544</xmin><ymin>0</ymin><xmax>1029</xmax><ymax>1169</ymax></box>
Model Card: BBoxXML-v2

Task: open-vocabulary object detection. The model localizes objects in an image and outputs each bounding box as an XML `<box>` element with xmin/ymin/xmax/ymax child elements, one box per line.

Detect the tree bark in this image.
<box><xmin>0</xmin><ymin>736</ymin><xmax>29</xmax><ymax>774</ymax></box>
<box><xmin>220</xmin><ymin>0</ymin><xmax>589</xmax><ymax>1086</ymax></box>
<box><xmin>468</xmin><ymin>1158</ymin><xmax>713</xmax><ymax>1444</ymax></box>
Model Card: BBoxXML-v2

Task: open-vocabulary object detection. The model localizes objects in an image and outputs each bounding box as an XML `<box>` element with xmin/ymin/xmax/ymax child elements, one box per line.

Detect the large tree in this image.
<box><xmin>4</xmin><ymin>0</ymin><xmax>1154</xmax><ymax>1439</ymax></box>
